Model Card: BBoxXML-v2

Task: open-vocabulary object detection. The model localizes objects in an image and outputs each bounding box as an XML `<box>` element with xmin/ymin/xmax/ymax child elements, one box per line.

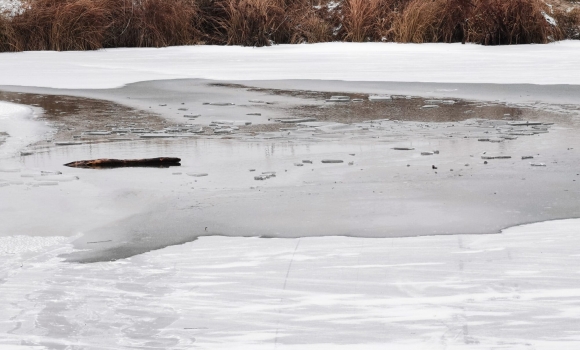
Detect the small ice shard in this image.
<box><xmin>393</xmin><ymin>147</ymin><xmax>414</xmax><ymax>151</ymax></box>
<box><xmin>214</xmin><ymin>129</ymin><xmax>233</xmax><ymax>134</ymax></box>
<box><xmin>159</xmin><ymin>104</ymin><xmax>167</xmax><ymax>106</ymax></box>
<box><xmin>424</xmin><ymin>99</ymin><xmax>443</xmax><ymax>104</ymax></box>
<box><xmin>302</xmin><ymin>160</ymin><xmax>312</xmax><ymax>164</ymax></box>
<box><xmin>421</xmin><ymin>152</ymin><xmax>434</xmax><ymax>156</ymax></box>
<box><xmin>352</xmin><ymin>98</ymin><xmax>364</xmax><ymax>102</ymax></box>
<box><xmin>187</xmin><ymin>173</ymin><xmax>208</xmax><ymax>177</ymax></box>
<box><xmin>326</xmin><ymin>96</ymin><xmax>350</xmax><ymax>102</ymax></box>
<box><xmin>276</xmin><ymin>117</ymin><xmax>317</xmax><ymax>123</ymax></box>
<box><xmin>172</xmin><ymin>172</ymin><xmax>182</xmax><ymax>175</ymax></box>
<box><xmin>507</xmin><ymin>121</ymin><xmax>542</xmax><ymax>126</ymax></box>
<box><xmin>208</xmin><ymin>102</ymin><xmax>235</xmax><ymax>106</ymax></box>
<box><xmin>530</xmin><ymin>163</ymin><xmax>546</xmax><ymax>167</ymax></box>
<box><xmin>433</xmin><ymin>150</ymin><xmax>440</xmax><ymax>154</ymax></box>
<box><xmin>20</xmin><ymin>151</ymin><xmax>34</xmax><ymax>156</ymax></box>
<box><xmin>321</xmin><ymin>160</ymin><xmax>343</xmax><ymax>163</ymax></box>
<box><xmin>248</xmin><ymin>100</ymin><xmax>266</xmax><ymax>103</ymax></box>
<box><xmin>178</xmin><ymin>108</ymin><xmax>188</xmax><ymax>111</ymax></box>
<box><xmin>368</xmin><ymin>95</ymin><xmax>391</xmax><ymax>101</ymax></box>
<box><xmin>348</xmin><ymin>162</ymin><xmax>354</xmax><ymax>165</ymax></box>
<box><xmin>55</xmin><ymin>141</ymin><xmax>83</xmax><ymax>146</ymax></box>
<box><xmin>294</xmin><ymin>163</ymin><xmax>304</xmax><ymax>166</ymax></box>
<box><xmin>478</xmin><ymin>138</ymin><xmax>490</xmax><ymax>142</ymax></box>
<box><xmin>247</xmin><ymin>113</ymin><xmax>261</xmax><ymax>116</ymax></box>
<box><xmin>41</xmin><ymin>170</ymin><xmax>62</xmax><ymax>175</ymax></box>
<box><xmin>421</xmin><ymin>105</ymin><xmax>439</xmax><ymax>109</ymax></box>
<box><xmin>481</xmin><ymin>155</ymin><xmax>511</xmax><ymax>159</ymax></box>
<box><xmin>254</xmin><ymin>175</ymin><xmax>269</xmax><ymax>180</ymax></box>
<box><xmin>522</xmin><ymin>156</ymin><xmax>534</xmax><ymax>159</ymax></box>
<box><xmin>262</xmin><ymin>171</ymin><xmax>276</xmax><ymax>176</ymax></box>
<box><xmin>249</xmin><ymin>169</ymin><xmax>256</xmax><ymax>172</ymax></box>
<box><xmin>37</xmin><ymin>181</ymin><xmax>59</xmax><ymax>186</ymax></box>
<box><xmin>184</xmin><ymin>114</ymin><xmax>200</xmax><ymax>118</ymax></box>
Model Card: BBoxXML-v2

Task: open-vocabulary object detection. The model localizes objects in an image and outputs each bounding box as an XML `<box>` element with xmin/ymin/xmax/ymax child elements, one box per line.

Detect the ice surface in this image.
<box><xmin>0</xmin><ymin>101</ymin><xmax>47</xmax><ymax>159</ymax></box>
<box><xmin>1</xmin><ymin>219</ymin><xmax>580</xmax><ymax>349</ymax></box>
<box><xmin>1</xmin><ymin>41</ymin><xmax>580</xmax><ymax>89</ymax></box>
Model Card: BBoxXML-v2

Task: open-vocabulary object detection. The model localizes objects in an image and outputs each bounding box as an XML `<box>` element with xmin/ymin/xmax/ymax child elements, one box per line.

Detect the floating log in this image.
<box><xmin>65</xmin><ymin>157</ymin><xmax>181</xmax><ymax>169</ymax></box>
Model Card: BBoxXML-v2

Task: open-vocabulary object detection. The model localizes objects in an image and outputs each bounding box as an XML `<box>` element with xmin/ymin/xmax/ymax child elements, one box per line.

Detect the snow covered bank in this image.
<box><xmin>1</xmin><ymin>41</ymin><xmax>580</xmax><ymax>89</ymax></box>
<box><xmin>1</xmin><ymin>219</ymin><xmax>580</xmax><ymax>349</ymax></box>
<box><xmin>0</xmin><ymin>101</ymin><xmax>46</xmax><ymax>159</ymax></box>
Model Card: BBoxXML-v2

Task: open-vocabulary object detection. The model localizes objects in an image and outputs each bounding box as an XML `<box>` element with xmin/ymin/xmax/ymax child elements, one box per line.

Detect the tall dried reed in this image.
<box><xmin>0</xmin><ymin>0</ymin><xmax>575</xmax><ymax>52</ymax></box>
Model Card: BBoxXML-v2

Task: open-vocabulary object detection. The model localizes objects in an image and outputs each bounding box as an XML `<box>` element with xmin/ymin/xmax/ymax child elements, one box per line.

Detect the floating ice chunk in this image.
<box><xmin>84</xmin><ymin>131</ymin><xmax>111</xmax><ymax>136</ymax></box>
<box><xmin>178</xmin><ymin>108</ymin><xmax>188</xmax><ymax>111</ymax></box>
<box><xmin>522</xmin><ymin>156</ymin><xmax>534</xmax><ymax>160</ymax></box>
<box><xmin>36</xmin><ymin>175</ymin><xmax>78</xmax><ymax>182</ymax></box>
<box><xmin>20</xmin><ymin>150</ymin><xmax>34</xmax><ymax>156</ymax></box>
<box><xmin>481</xmin><ymin>155</ymin><xmax>511</xmax><ymax>159</ymax></box>
<box><xmin>276</xmin><ymin>117</ymin><xmax>317</xmax><ymax>123</ymax></box>
<box><xmin>507</xmin><ymin>121</ymin><xmax>543</xmax><ymax>126</ymax></box>
<box><xmin>393</xmin><ymin>147</ymin><xmax>414</xmax><ymax>151</ymax></box>
<box><xmin>321</xmin><ymin>159</ymin><xmax>343</xmax><ymax>163</ymax></box>
<box><xmin>421</xmin><ymin>105</ymin><xmax>439</xmax><ymax>109</ymax></box>
<box><xmin>187</xmin><ymin>173</ymin><xmax>208</xmax><ymax>177</ymax></box>
<box><xmin>294</xmin><ymin>163</ymin><xmax>304</xmax><ymax>166</ymax></box>
<box><xmin>326</xmin><ymin>96</ymin><xmax>350</xmax><ymax>102</ymax></box>
<box><xmin>36</xmin><ymin>181</ymin><xmax>59</xmax><ymax>186</ymax></box>
<box><xmin>184</xmin><ymin>114</ymin><xmax>201</xmax><ymax>118</ymax></box>
<box><xmin>421</xmin><ymin>152</ymin><xmax>434</xmax><ymax>156</ymax></box>
<box><xmin>302</xmin><ymin>160</ymin><xmax>312</xmax><ymax>164</ymax></box>
<box><xmin>246</xmin><ymin>113</ymin><xmax>261</xmax><ymax>116</ymax></box>
<box><xmin>530</xmin><ymin>163</ymin><xmax>546</xmax><ymax>167</ymax></box>
<box><xmin>55</xmin><ymin>141</ymin><xmax>83</xmax><ymax>146</ymax></box>
<box><xmin>248</xmin><ymin>100</ymin><xmax>266</xmax><ymax>103</ymax></box>
<box><xmin>368</xmin><ymin>95</ymin><xmax>391</xmax><ymax>101</ymax></box>
<box><xmin>204</xmin><ymin>102</ymin><xmax>235</xmax><ymax>106</ymax></box>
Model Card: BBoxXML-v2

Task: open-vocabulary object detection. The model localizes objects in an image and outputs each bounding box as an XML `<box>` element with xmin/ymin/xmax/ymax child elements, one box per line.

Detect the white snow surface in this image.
<box><xmin>1</xmin><ymin>219</ymin><xmax>580</xmax><ymax>349</ymax></box>
<box><xmin>0</xmin><ymin>101</ymin><xmax>46</xmax><ymax>159</ymax></box>
<box><xmin>1</xmin><ymin>41</ymin><xmax>580</xmax><ymax>89</ymax></box>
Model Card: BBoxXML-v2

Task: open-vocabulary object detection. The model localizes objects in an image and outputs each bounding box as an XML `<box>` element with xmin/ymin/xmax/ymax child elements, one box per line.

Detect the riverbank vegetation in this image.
<box><xmin>0</xmin><ymin>0</ymin><xmax>579</xmax><ymax>51</ymax></box>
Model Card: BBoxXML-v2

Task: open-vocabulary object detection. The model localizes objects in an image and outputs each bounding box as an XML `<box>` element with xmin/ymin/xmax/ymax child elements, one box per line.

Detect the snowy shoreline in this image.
<box><xmin>1</xmin><ymin>41</ymin><xmax>580</xmax><ymax>89</ymax></box>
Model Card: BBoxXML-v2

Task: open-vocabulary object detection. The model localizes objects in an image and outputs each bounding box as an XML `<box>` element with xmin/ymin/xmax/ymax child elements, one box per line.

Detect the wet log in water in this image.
<box><xmin>64</xmin><ymin>157</ymin><xmax>181</xmax><ymax>168</ymax></box>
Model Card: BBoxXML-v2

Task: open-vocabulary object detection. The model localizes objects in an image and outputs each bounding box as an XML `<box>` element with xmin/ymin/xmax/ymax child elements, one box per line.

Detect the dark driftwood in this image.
<box><xmin>64</xmin><ymin>157</ymin><xmax>181</xmax><ymax>168</ymax></box>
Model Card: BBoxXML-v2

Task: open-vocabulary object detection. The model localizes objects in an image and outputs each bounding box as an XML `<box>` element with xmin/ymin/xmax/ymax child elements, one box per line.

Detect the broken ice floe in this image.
<box><xmin>275</xmin><ymin>117</ymin><xmax>317</xmax><ymax>123</ymax></box>
<box><xmin>321</xmin><ymin>160</ymin><xmax>343</xmax><ymax>163</ymax></box>
<box><xmin>481</xmin><ymin>155</ymin><xmax>512</xmax><ymax>159</ymax></box>
<box><xmin>368</xmin><ymin>95</ymin><xmax>391</xmax><ymax>101</ymax></box>
<box><xmin>326</xmin><ymin>96</ymin><xmax>350</xmax><ymax>102</ymax></box>
<box><xmin>203</xmin><ymin>102</ymin><xmax>235</xmax><ymax>106</ymax></box>
<box><xmin>55</xmin><ymin>141</ymin><xmax>83</xmax><ymax>146</ymax></box>
<box><xmin>186</xmin><ymin>173</ymin><xmax>208</xmax><ymax>177</ymax></box>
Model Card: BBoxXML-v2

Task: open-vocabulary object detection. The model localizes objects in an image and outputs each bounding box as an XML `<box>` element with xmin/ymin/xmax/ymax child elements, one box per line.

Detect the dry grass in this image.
<box><xmin>0</xmin><ymin>0</ymin><xmax>575</xmax><ymax>52</ymax></box>
<box><xmin>468</xmin><ymin>0</ymin><xmax>562</xmax><ymax>44</ymax></box>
